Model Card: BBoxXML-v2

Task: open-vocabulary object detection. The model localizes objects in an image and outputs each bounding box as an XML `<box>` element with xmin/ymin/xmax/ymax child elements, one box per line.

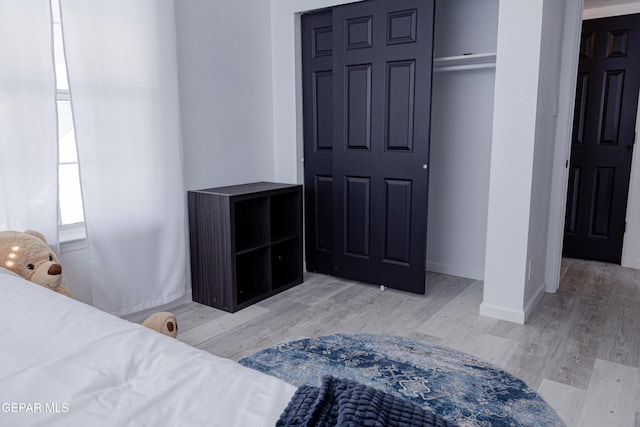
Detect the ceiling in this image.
<box><xmin>584</xmin><ymin>0</ymin><xmax>640</xmax><ymax>8</ymax></box>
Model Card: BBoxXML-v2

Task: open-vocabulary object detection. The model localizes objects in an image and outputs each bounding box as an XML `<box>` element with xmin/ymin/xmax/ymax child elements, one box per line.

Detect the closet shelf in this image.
<box><xmin>433</xmin><ymin>53</ymin><xmax>496</xmax><ymax>72</ymax></box>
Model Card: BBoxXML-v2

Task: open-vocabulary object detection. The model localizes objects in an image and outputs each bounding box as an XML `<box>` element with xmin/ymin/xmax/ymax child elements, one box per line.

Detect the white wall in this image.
<box><xmin>481</xmin><ymin>0</ymin><xmax>584</xmax><ymax>323</ymax></box>
<box><xmin>481</xmin><ymin>0</ymin><xmax>545</xmax><ymax>323</ymax></box>
<box><xmin>175</xmin><ymin>0</ymin><xmax>276</xmax><ymax>191</ymax></box>
<box><xmin>545</xmin><ymin>0</ymin><xmax>584</xmax><ymax>293</ymax></box>
<box><xmin>623</xmin><ymin>99</ymin><xmax>640</xmax><ymax>268</ymax></box>
<box><xmin>525</xmin><ymin>0</ymin><xmax>567</xmax><ymax>306</ymax></box>
<box><xmin>427</xmin><ymin>70</ymin><xmax>494</xmax><ymax>280</ymax></box>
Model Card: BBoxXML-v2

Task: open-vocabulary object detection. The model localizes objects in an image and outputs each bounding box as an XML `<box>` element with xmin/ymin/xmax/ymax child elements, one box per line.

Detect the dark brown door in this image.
<box><xmin>564</xmin><ymin>14</ymin><xmax>640</xmax><ymax>264</ymax></box>
<box><xmin>302</xmin><ymin>0</ymin><xmax>434</xmax><ymax>293</ymax></box>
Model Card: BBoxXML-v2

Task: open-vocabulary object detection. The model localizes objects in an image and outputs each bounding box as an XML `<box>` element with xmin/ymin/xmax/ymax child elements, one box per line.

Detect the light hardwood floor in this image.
<box><xmin>173</xmin><ymin>258</ymin><xmax>640</xmax><ymax>427</ymax></box>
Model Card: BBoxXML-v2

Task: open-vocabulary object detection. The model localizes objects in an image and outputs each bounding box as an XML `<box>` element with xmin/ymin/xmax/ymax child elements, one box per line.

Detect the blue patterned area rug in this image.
<box><xmin>239</xmin><ymin>334</ymin><xmax>564</xmax><ymax>427</ymax></box>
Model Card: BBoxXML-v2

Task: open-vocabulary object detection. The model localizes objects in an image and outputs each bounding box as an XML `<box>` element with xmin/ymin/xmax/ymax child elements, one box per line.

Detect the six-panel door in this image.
<box><xmin>564</xmin><ymin>14</ymin><xmax>640</xmax><ymax>263</ymax></box>
<box><xmin>303</xmin><ymin>0</ymin><xmax>434</xmax><ymax>294</ymax></box>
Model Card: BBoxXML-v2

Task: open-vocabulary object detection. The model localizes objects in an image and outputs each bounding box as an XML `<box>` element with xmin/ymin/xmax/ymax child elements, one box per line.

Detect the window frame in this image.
<box><xmin>52</xmin><ymin>0</ymin><xmax>86</xmax><ymax>249</ymax></box>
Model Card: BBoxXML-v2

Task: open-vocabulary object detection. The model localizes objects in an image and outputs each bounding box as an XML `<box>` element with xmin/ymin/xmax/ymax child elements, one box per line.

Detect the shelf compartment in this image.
<box><xmin>433</xmin><ymin>53</ymin><xmax>496</xmax><ymax>72</ymax></box>
<box><xmin>236</xmin><ymin>247</ymin><xmax>270</xmax><ymax>305</ymax></box>
<box><xmin>271</xmin><ymin>239</ymin><xmax>302</xmax><ymax>290</ymax></box>
<box><xmin>271</xmin><ymin>192</ymin><xmax>301</xmax><ymax>241</ymax></box>
<box><xmin>234</xmin><ymin>197</ymin><xmax>269</xmax><ymax>253</ymax></box>
<box><xmin>236</xmin><ymin>244</ymin><xmax>269</xmax><ymax>257</ymax></box>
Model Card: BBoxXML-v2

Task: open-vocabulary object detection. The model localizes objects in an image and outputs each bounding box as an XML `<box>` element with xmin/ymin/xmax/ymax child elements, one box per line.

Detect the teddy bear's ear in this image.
<box><xmin>24</xmin><ymin>230</ymin><xmax>48</xmax><ymax>244</ymax></box>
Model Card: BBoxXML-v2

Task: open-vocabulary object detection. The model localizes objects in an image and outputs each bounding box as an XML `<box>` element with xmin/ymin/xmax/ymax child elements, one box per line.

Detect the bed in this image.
<box><xmin>0</xmin><ymin>267</ymin><xmax>296</xmax><ymax>426</ymax></box>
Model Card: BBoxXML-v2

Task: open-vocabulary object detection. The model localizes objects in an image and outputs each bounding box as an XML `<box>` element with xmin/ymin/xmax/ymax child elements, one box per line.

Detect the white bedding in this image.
<box><xmin>0</xmin><ymin>268</ymin><xmax>296</xmax><ymax>426</ymax></box>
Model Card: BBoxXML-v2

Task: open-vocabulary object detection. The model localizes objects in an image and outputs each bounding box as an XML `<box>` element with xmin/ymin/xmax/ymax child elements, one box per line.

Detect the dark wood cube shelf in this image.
<box><xmin>188</xmin><ymin>182</ymin><xmax>303</xmax><ymax>312</ymax></box>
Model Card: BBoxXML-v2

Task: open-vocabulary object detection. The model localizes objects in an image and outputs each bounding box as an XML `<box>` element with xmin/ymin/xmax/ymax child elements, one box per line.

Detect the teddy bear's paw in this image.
<box><xmin>142</xmin><ymin>312</ymin><xmax>178</xmax><ymax>338</ymax></box>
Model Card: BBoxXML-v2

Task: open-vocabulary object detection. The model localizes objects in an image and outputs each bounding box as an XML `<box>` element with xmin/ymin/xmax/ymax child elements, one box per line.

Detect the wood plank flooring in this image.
<box><xmin>173</xmin><ymin>258</ymin><xmax>640</xmax><ymax>427</ymax></box>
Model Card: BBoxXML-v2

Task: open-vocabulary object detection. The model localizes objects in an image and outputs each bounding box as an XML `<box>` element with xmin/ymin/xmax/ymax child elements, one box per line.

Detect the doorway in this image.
<box><xmin>564</xmin><ymin>13</ymin><xmax>640</xmax><ymax>264</ymax></box>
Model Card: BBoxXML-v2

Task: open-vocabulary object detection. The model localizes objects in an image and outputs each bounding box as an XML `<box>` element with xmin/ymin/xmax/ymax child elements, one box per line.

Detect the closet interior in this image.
<box><xmin>427</xmin><ymin>0</ymin><xmax>498</xmax><ymax>281</ymax></box>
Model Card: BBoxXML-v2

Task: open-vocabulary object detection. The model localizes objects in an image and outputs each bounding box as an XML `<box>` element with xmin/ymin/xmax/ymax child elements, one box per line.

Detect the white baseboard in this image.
<box><xmin>479</xmin><ymin>281</ymin><xmax>546</xmax><ymax>324</ymax></box>
<box><xmin>523</xmin><ymin>282</ymin><xmax>546</xmax><ymax>321</ymax></box>
<box><xmin>479</xmin><ymin>302</ymin><xmax>525</xmax><ymax>324</ymax></box>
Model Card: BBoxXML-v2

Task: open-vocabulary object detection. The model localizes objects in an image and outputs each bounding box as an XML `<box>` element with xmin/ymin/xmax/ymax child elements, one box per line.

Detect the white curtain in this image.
<box><xmin>0</xmin><ymin>0</ymin><xmax>59</xmax><ymax>246</ymax></box>
<box><xmin>60</xmin><ymin>0</ymin><xmax>187</xmax><ymax>315</ymax></box>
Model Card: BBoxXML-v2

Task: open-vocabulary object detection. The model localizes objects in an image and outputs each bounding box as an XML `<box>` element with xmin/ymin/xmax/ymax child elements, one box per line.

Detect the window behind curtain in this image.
<box><xmin>52</xmin><ymin>0</ymin><xmax>84</xmax><ymax>226</ymax></box>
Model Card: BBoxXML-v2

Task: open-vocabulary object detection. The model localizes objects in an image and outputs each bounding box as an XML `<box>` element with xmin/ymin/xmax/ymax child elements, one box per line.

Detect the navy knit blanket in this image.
<box><xmin>277</xmin><ymin>376</ymin><xmax>458</xmax><ymax>427</ymax></box>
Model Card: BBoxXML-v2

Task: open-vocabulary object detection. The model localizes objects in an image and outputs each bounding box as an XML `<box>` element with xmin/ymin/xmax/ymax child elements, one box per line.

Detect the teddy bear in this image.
<box><xmin>0</xmin><ymin>230</ymin><xmax>178</xmax><ymax>338</ymax></box>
